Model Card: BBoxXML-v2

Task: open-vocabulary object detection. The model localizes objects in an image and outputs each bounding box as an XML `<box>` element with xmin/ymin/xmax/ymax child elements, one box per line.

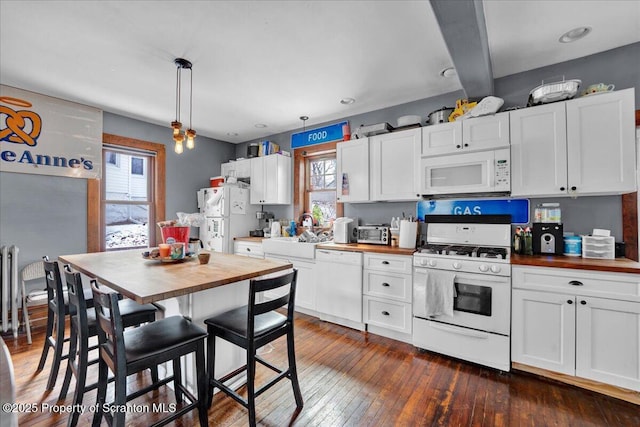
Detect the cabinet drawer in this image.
<box><xmin>512</xmin><ymin>266</ymin><xmax>640</xmax><ymax>301</ymax></box>
<box><xmin>234</xmin><ymin>241</ymin><xmax>264</xmax><ymax>258</ymax></box>
<box><xmin>363</xmin><ymin>271</ymin><xmax>411</xmax><ymax>302</ymax></box>
<box><xmin>363</xmin><ymin>296</ymin><xmax>412</xmax><ymax>334</ymax></box>
<box><xmin>364</xmin><ymin>253</ymin><xmax>412</xmax><ymax>274</ymax></box>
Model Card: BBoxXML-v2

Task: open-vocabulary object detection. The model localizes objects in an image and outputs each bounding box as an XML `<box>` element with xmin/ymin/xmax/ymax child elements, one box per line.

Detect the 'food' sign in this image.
<box><xmin>0</xmin><ymin>85</ymin><xmax>102</xmax><ymax>179</ymax></box>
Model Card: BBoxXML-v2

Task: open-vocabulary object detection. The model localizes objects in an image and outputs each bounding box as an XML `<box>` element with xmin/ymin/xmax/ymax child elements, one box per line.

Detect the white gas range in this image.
<box><xmin>412</xmin><ymin>215</ymin><xmax>511</xmax><ymax>371</ymax></box>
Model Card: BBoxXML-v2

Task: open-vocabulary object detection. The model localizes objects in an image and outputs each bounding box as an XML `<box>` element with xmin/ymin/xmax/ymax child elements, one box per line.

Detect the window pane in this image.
<box><xmin>105</xmin><ymin>203</ymin><xmax>149</xmax><ymax>250</ymax></box>
<box><xmin>309</xmin><ymin>191</ymin><xmax>336</xmax><ymax>225</ymax></box>
<box><xmin>310</xmin><ymin>175</ymin><xmax>324</xmax><ymax>190</ymax></box>
<box><xmin>105</xmin><ymin>152</ymin><xmax>149</xmax><ymax>201</ymax></box>
<box><xmin>325</xmin><ymin>173</ymin><xmax>336</xmax><ymax>189</ymax></box>
<box><xmin>325</xmin><ymin>159</ymin><xmax>336</xmax><ymax>175</ymax></box>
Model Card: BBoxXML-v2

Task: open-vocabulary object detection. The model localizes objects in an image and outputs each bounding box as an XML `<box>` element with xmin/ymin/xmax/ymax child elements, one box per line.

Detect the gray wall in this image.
<box><xmin>235</xmin><ymin>43</ymin><xmax>639</xmax><ymax>239</ymax></box>
<box><xmin>0</xmin><ymin>112</ymin><xmax>236</xmax><ymax>271</ymax></box>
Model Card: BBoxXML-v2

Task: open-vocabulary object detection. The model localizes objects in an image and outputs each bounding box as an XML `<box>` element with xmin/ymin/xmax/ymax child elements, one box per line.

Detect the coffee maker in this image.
<box><xmin>532</xmin><ymin>223</ymin><xmax>563</xmax><ymax>255</ymax></box>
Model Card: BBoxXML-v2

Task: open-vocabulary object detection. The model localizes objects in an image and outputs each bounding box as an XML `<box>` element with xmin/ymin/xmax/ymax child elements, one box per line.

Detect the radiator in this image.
<box><xmin>0</xmin><ymin>245</ymin><xmax>19</xmax><ymax>337</ymax></box>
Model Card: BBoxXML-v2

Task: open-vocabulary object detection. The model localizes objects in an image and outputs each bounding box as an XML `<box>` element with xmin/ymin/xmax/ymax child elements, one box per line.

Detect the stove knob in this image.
<box><xmin>479</xmin><ymin>264</ymin><xmax>489</xmax><ymax>272</ymax></box>
<box><xmin>419</xmin><ymin>258</ymin><xmax>428</xmax><ymax>267</ymax></box>
<box><xmin>490</xmin><ymin>265</ymin><xmax>501</xmax><ymax>274</ymax></box>
<box><xmin>452</xmin><ymin>261</ymin><xmax>462</xmax><ymax>270</ymax></box>
<box><xmin>428</xmin><ymin>259</ymin><xmax>437</xmax><ymax>267</ymax></box>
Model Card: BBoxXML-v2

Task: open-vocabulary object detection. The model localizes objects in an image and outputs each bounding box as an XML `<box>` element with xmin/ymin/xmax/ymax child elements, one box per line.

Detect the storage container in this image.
<box><xmin>563</xmin><ymin>235</ymin><xmax>582</xmax><ymax>257</ymax></box>
<box><xmin>210</xmin><ymin>176</ymin><xmax>224</xmax><ymax>187</ymax></box>
<box><xmin>581</xmin><ymin>235</ymin><xmax>615</xmax><ymax>259</ymax></box>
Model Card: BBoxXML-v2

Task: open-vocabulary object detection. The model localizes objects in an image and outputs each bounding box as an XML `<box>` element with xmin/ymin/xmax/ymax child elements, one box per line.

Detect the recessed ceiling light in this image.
<box><xmin>440</xmin><ymin>67</ymin><xmax>457</xmax><ymax>78</ymax></box>
<box><xmin>340</xmin><ymin>97</ymin><xmax>356</xmax><ymax>105</ymax></box>
<box><xmin>254</xmin><ymin>123</ymin><xmax>267</xmax><ymax>128</ymax></box>
<box><xmin>559</xmin><ymin>26</ymin><xmax>592</xmax><ymax>43</ymax></box>
<box><xmin>226</xmin><ymin>132</ymin><xmax>238</xmax><ymax>137</ymax></box>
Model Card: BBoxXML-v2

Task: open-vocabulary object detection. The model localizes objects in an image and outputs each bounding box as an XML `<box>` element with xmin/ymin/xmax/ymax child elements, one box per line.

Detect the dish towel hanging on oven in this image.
<box><xmin>425</xmin><ymin>271</ymin><xmax>457</xmax><ymax>317</ymax></box>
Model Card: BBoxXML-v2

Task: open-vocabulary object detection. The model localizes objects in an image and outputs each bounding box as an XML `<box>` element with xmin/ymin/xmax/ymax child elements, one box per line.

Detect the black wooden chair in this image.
<box><xmin>91</xmin><ymin>281</ymin><xmax>209</xmax><ymax>427</ymax></box>
<box><xmin>36</xmin><ymin>256</ymin><xmax>95</xmax><ymax>390</ymax></box>
<box><xmin>60</xmin><ymin>265</ymin><xmax>158</xmax><ymax>427</ymax></box>
<box><xmin>204</xmin><ymin>269</ymin><xmax>303</xmax><ymax>427</ymax></box>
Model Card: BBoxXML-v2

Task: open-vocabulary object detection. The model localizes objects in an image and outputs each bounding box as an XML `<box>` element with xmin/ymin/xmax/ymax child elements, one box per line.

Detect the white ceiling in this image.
<box><xmin>1</xmin><ymin>1</ymin><xmax>638</xmax><ymax>144</ymax></box>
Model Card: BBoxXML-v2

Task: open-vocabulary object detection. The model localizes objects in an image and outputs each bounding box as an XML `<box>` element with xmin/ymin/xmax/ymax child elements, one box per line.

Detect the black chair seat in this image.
<box><xmin>205</xmin><ymin>306</ymin><xmax>286</xmax><ymax>339</ymax></box>
<box><xmin>83</xmin><ymin>299</ymin><xmax>157</xmax><ymax>331</ymax></box>
<box><xmin>124</xmin><ymin>316</ymin><xmax>207</xmax><ymax>364</ymax></box>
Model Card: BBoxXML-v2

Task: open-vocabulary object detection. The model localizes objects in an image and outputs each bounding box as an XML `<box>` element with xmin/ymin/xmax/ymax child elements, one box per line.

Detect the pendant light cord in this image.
<box><xmin>189</xmin><ymin>67</ymin><xmax>193</xmax><ymax>129</ymax></box>
<box><xmin>175</xmin><ymin>65</ymin><xmax>181</xmax><ymax>122</ymax></box>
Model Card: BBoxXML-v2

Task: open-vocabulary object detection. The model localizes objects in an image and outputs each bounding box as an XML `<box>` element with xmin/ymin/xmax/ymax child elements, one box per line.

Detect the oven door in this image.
<box><xmin>419</xmin><ymin>148</ymin><xmax>510</xmax><ymax>196</ymax></box>
<box><xmin>413</xmin><ymin>267</ymin><xmax>510</xmax><ymax>335</ymax></box>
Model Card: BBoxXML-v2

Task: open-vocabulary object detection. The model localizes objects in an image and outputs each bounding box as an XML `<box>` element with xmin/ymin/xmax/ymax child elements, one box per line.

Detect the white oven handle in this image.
<box><xmin>429</xmin><ymin>321</ymin><xmax>490</xmax><ymax>339</ymax></box>
<box><xmin>414</xmin><ymin>268</ymin><xmax>509</xmax><ymax>285</ymax></box>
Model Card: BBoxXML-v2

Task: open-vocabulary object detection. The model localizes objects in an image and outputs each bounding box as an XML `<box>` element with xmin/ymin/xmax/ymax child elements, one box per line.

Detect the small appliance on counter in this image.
<box><xmin>533</xmin><ymin>223</ymin><xmax>564</xmax><ymax>255</ymax></box>
<box><xmin>356</xmin><ymin>225</ymin><xmax>391</xmax><ymax>245</ymax></box>
<box><xmin>333</xmin><ymin>217</ymin><xmax>357</xmax><ymax>244</ymax></box>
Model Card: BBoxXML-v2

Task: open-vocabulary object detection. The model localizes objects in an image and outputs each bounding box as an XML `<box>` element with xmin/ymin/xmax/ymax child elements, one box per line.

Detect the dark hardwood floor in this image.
<box><xmin>3</xmin><ymin>312</ymin><xmax>639</xmax><ymax>426</ymax></box>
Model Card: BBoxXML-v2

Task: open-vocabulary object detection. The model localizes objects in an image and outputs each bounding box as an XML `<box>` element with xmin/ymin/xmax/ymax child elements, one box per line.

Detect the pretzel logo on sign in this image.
<box><xmin>0</xmin><ymin>96</ymin><xmax>42</xmax><ymax>147</ymax></box>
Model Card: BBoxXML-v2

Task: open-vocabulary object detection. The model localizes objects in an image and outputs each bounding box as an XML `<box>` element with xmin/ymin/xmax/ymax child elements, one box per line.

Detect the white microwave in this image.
<box><xmin>419</xmin><ymin>148</ymin><xmax>510</xmax><ymax>197</ymax></box>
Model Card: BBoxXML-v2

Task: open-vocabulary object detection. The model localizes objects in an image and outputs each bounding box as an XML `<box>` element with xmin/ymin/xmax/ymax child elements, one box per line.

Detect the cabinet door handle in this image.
<box><xmin>381</xmin><ymin>311</ymin><xmax>390</xmax><ymax>316</ymax></box>
<box><xmin>382</xmin><ymin>261</ymin><xmax>390</xmax><ymax>265</ymax></box>
<box><xmin>568</xmin><ymin>280</ymin><xmax>583</xmax><ymax>286</ymax></box>
<box><xmin>580</xmin><ymin>300</ymin><xmax>587</xmax><ymax>305</ymax></box>
<box><xmin>571</xmin><ymin>186</ymin><xmax>577</xmax><ymax>191</ymax></box>
<box><xmin>464</xmin><ymin>143</ymin><xmax>469</xmax><ymax>147</ymax></box>
<box><xmin>567</xmin><ymin>299</ymin><xmax>573</xmax><ymax>304</ymax></box>
<box><xmin>456</xmin><ymin>145</ymin><xmax>461</xmax><ymax>149</ymax></box>
<box><xmin>246</xmin><ymin>248</ymin><xmax>251</xmax><ymax>252</ymax></box>
<box><xmin>560</xmin><ymin>186</ymin><xmax>566</xmax><ymax>191</ymax></box>
<box><xmin>382</xmin><ymin>282</ymin><xmax>390</xmax><ymax>287</ymax></box>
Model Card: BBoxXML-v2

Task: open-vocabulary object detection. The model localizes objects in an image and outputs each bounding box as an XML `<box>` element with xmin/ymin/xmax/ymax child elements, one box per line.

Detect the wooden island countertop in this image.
<box><xmin>59</xmin><ymin>249</ymin><xmax>292</xmax><ymax>304</ymax></box>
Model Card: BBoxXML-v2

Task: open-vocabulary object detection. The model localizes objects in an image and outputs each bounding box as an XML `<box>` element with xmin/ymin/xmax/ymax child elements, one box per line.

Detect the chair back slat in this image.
<box><xmin>63</xmin><ymin>265</ymin><xmax>88</xmax><ymax>334</ymax></box>
<box><xmin>42</xmin><ymin>256</ymin><xmax>65</xmax><ymax>309</ymax></box>
<box><xmin>91</xmin><ymin>281</ymin><xmax>124</xmax><ymax>368</ymax></box>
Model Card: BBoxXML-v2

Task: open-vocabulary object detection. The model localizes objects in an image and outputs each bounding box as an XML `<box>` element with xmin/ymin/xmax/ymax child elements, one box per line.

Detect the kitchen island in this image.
<box><xmin>59</xmin><ymin>249</ymin><xmax>293</xmax><ymax>393</ymax></box>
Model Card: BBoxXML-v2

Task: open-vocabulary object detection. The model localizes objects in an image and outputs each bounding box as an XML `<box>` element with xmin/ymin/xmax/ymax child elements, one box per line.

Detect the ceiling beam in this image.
<box><xmin>429</xmin><ymin>0</ymin><xmax>494</xmax><ymax>99</ymax></box>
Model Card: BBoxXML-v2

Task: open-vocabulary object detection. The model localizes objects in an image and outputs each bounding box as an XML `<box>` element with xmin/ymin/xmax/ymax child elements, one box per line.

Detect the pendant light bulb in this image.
<box><xmin>186</xmin><ymin>129</ymin><xmax>196</xmax><ymax>149</ymax></box>
<box><xmin>174</xmin><ymin>139</ymin><xmax>184</xmax><ymax>154</ymax></box>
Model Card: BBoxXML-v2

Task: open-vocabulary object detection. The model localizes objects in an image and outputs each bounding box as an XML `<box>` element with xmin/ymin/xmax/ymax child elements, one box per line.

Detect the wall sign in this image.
<box><xmin>416</xmin><ymin>198</ymin><xmax>530</xmax><ymax>224</ymax></box>
<box><xmin>0</xmin><ymin>85</ymin><xmax>102</xmax><ymax>179</ymax></box>
<box><xmin>291</xmin><ymin>121</ymin><xmax>349</xmax><ymax>148</ymax></box>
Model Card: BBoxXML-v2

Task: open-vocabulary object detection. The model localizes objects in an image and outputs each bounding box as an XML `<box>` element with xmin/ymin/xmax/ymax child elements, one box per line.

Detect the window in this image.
<box><xmin>87</xmin><ymin>134</ymin><xmax>165</xmax><ymax>252</ymax></box>
<box><xmin>131</xmin><ymin>157</ymin><xmax>144</xmax><ymax>175</ymax></box>
<box><xmin>293</xmin><ymin>141</ymin><xmax>343</xmax><ymax>227</ymax></box>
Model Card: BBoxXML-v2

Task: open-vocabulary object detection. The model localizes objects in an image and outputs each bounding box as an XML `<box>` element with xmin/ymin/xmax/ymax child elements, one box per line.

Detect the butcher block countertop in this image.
<box><xmin>511</xmin><ymin>254</ymin><xmax>640</xmax><ymax>274</ymax></box>
<box><xmin>316</xmin><ymin>242</ymin><xmax>416</xmax><ymax>256</ymax></box>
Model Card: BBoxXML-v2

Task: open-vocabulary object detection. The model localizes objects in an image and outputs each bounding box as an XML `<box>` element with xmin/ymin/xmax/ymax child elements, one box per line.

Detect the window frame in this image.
<box><xmin>87</xmin><ymin>133</ymin><xmax>166</xmax><ymax>252</ymax></box>
<box><xmin>293</xmin><ymin>141</ymin><xmax>343</xmax><ymax>224</ymax></box>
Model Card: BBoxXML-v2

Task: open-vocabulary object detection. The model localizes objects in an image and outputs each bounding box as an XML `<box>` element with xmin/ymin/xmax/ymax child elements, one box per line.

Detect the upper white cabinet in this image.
<box><xmin>369</xmin><ymin>128</ymin><xmax>421</xmax><ymax>201</ymax></box>
<box><xmin>336</xmin><ymin>138</ymin><xmax>370</xmax><ymax>203</ymax></box>
<box><xmin>250</xmin><ymin>154</ymin><xmax>291</xmax><ymax>205</ymax></box>
<box><xmin>221</xmin><ymin>158</ymin><xmax>251</xmax><ymax>179</ymax></box>
<box><xmin>511</xmin><ymin>88</ymin><xmax>636</xmax><ymax>197</ymax></box>
<box><xmin>420</xmin><ymin>112</ymin><xmax>509</xmax><ymax>157</ymax></box>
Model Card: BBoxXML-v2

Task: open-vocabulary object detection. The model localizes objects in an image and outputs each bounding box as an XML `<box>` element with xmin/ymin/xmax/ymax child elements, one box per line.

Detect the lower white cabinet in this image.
<box><xmin>362</xmin><ymin>253</ymin><xmax>412</xmax><ymax>342</ymax></box>
<box><xmin>233</xmin><ymin>240</ymin><xmax>264</xmax><ymax>259</ymax></box>
<box><xmin>264</xmin><ymin>254</ymin><xmax>316</xmax><ymax>315</ymax></box>
<box><xmin>512</xmin><ymin>266</ymin><xmax>640</xmax><ymax>392</ymax></box>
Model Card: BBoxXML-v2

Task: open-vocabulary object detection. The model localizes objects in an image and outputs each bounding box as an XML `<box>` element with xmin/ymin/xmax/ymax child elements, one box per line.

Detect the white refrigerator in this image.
<box><xmin>197</xmin><ymin>185</ymin><xmax>258</xmax><ymax>253</ymax></box>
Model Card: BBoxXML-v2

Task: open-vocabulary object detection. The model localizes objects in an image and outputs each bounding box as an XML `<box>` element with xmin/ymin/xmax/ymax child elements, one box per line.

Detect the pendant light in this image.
<box><xmin>171</xmin><ymin>58</ymin><xmax>196</xmax><ymax>154</ymax></box>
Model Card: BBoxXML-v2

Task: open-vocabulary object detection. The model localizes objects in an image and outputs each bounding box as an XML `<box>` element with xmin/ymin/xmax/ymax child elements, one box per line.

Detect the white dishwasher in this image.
<box><xmin>315</xmin><ymin>249</ymin><xmax>364</xmax><ymax>331</ymax></box>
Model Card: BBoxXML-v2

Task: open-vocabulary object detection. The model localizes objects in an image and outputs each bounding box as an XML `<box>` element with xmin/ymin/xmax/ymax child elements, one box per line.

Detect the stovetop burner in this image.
<box><xmin>419</xmin><ymin>244</ymin><xmax>509</xmax><ymax>260</ymax></box>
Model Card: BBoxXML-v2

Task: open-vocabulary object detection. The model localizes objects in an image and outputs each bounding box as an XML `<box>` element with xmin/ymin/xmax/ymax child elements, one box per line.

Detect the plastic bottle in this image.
<box><xmin>289</xmin><ymin>220</ymin><xmax>297</xmax><ymax>237</ymax></box>
<box><xmin>524</xmin><ymin>226</ymin><xmax>533</xmax><ymax>255</ymax></box>
<box><xmin>513</xmin><ymin>226</ymin><xmax>523</xmax><ymax>254</ymax></box>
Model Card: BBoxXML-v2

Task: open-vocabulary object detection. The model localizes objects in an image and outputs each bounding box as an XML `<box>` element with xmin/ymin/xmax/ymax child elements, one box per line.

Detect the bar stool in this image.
<box><xmin>91</xmin><ymin>281</ymin><xmax>209</xmax><ymax>427</ymax></box>
<box><xmin>204</xmin><ymin>270</ymin><xmax>303</xmax><ymax>427</ymax></box>
<box><xmin>60</xmin><ymin>266</ymin><xmax>158</xmax><ymax>427</ymax></box>
<box><xmin>36</xmin><ymin>256</ymin><xmax>95</xmax><ymax>390</ymax></box>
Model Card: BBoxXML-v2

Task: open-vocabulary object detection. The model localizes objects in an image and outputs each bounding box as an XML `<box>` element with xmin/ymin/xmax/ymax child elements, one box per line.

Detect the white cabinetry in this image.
<box><xmin>233</xmin><ymin>240</ymin><xmax>264</xmax><ymax>259</ymax></box>
<box><xmin>362</xmin><ymin>253</ymin><xmax>412</xmax><ymax>342</ymax></box>
<box><xmin>369</xmin><ymin>129</ymin><xmax>421</xmax><ymax>201</ymax></box>
<box><xmin>420</xmin><ymin>112</ymin><xmax>509</xmax><ymax>157</ymax></box>
<box><xmin>264</xmin><ymin>254</ymin><xmax>316</xmax><ymax>315</ymax></box>
<box><xmin>336</xmin><ymin>138</ymin><xmax>369</xmax><ymax>203</ymax></box>
<box><xmin>221</xmin><ymin>158</ymin><xmax>251</xmax><ymax>179</ymax></box>
<box><xmin>511</xmin><ymin>88</ymin><xmax>636</xmax><ymax>197</ymax></box>
<box><xmin>512</xmin><ymin>266</ymin><xmax>640</xmax><ymax>393</ymax></box>
<box><xmin>315</xmin><ymin>249</ymin><xmax>364</xmax><ymax>330</ymax></box>
<box><xmin>250</xmin><ymin>154</ymin><xmax>291</xmax><ymax>205</ymax></box>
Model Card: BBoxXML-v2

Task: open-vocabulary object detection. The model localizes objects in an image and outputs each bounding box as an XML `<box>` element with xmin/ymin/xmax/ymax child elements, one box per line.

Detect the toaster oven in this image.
<box><xmin>356</xmin><ymin>225</ymin><xmax>390</xmax><ymax>245</ymax></box>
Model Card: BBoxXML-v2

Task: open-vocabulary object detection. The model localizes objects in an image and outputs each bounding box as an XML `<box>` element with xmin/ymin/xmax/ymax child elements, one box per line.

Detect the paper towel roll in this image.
<box><xmin>399</xmin><ymin>220</ymin><xmax>417</xmax><ymax>249</ymax></box>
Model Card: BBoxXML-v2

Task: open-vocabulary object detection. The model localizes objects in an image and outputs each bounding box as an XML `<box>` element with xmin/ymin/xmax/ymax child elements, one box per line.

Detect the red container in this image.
<box><xmin>210</xmin><ymin>176</ymin><xmax>224</xmax><ymax>187</ymax></box>
<box><xmin>160</xmin><ymin>226</ymin><xmax>190</xmax><ymax>247</ymax></box>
